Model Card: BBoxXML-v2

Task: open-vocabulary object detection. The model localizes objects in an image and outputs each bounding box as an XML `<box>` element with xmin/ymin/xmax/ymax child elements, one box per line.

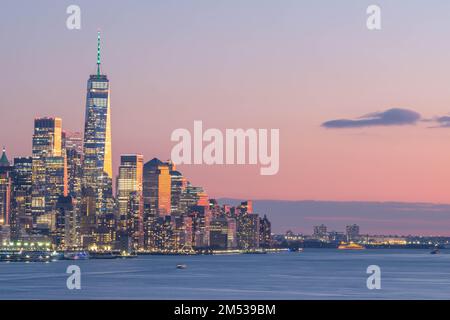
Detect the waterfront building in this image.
<box><xmin>236</xmin><ymin>212</ymin><xmax>260</xmax><ymax>250</ymax></box>
<box><xmin>170</xmin><ymin>215</ymin><xmax>193</xmax><ymax>251</ymax></box>
<box><xmin>328</xmin><ymin>230</ymin><xmax>346</xmax><ymax>243</ymax></box>
<box><xmin>0</xmin><ymin>148</ymin><xmax>12</xmax><ymax>226</ymax></box>
<box><xmin>10</xmin><ymin>157</ymin><xmax>33</xmax><ymax>240</ymax></box>
<box><xmin>346</xmin><ymin>224</ymin><xmax>360</xmax><ymax>242</ymax></box>
<box><xmin>79</xmin><ymin>188</ymin><xmax>97</xmax><ymax>248</ymax></box>
<box><xmin>313</xmin><ymin>224</ymin><xmax>328</xmax><ymax>240</ymax></box>
<box><xmin>53</xmin><ymin>195</ymin><xmax>74</xmax><ymax>249</ymax></box>
<box><xmin>227</xmin><ymin>218</ymin><xmax>237</xmax><ymax>248</ymax></box>
<box><xmin>189</xmin><ymin>205</ymin><xmax>211</xmax><ymax>248</ymax></box>
<box><xmin>147</xmin><ymin>215</ymin><xmax>173</xmax><ymax>252</ymax></box>
<box><xmin>259</xmin><ymin>214</ymin><xmax>272</xmax><ymax>248</ymax></box>
<box><xmin>209</xmin><ymin>216</ymin><xmax>229</xmax><ymax>249</ymax></box>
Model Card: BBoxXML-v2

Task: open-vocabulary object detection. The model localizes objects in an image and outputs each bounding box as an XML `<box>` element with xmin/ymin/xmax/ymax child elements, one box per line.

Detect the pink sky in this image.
<box><xmin>3</xmin><ymin>1</ymin><xmax>450</xmax><ymax>204</ymax></box>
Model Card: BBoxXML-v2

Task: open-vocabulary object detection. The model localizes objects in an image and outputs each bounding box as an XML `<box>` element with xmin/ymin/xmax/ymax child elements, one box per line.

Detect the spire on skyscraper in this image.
<box><xmin>0</xmin><ymin>147</ymin><xmax>10</xmax><ymax>167</ymax></box>
<box><xmin>97</xmin><ymin>30</ymin><xmax>101</xmax><ymax>77</ymax></box>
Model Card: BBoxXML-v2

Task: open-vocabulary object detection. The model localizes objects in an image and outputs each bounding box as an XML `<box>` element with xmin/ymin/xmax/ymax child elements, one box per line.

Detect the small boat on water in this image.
<box><xmin>119</xmin><ymin>253</ymin><xmax>138</xmax><ymax>259</ymax></box>
<box><xmin>63</xmin><ymin>251</ymin><xmax>90</xmax><ymax>260</ymax></box>
<box><xmin>430</xmin><ymin>248</ymin><xmax>440</xmax><ymax>255</ymax></box>
<box><xmin>176</xmin><ymin>264</ymin><xmax>187</xmax><ymax>269</ymax></box>
<box><xmin>89</xmin><ymin>252</ymin><xmax>119</xmax><ymax>260</ymax></box>
<box><xmin>337</xmin><ymin>242</ymin><xmax>365</xmax><ymax>250</ymax></box>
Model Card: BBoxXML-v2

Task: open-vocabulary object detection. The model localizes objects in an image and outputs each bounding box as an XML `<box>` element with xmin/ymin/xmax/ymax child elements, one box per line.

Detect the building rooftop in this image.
<box><xmin>0</xmin><ymin>147</ymin><xmax>10</xmax><ymax>167</ymax></box>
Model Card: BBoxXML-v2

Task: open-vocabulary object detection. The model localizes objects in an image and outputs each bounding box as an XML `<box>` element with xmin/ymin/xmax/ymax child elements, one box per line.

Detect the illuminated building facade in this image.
<box><xmin>209</xmin><ymin>217</ymin><xmax>229</xmax><ymax>249</ymax></box>
<box><xmin>82</xmin><ymin>32</ymin><xmax>113</xmax><ymax>218</ymax></box>
<box><xmin>10</xmin><ymin>157</ymin><xmax>33</xmax><ymax>240</ymax></box>
<box><xmin>117</xmin><ymin>154</ymin><xmax>144</xmax><ymax>249</ymax></box>
<box><xmin>31</xmin><ymin>117</ymin><xmax>63</xmax><ymax>220</ymax></box>
<box><xmin>143</xmin><ymin>158</ymin><xmax>172</xmax><ymax>216</ymax></box>
<box><xmin>0</xmin><ymin>32</ymin><xmax>274</xmax><ymax>252</ymax></box>
<box><xmin>259</xmin><ymin>215</ymin><xmax>272</xmax><ymax>248</ymax></box>
<box><xmin>236</xmin><ymin>212</ymin><xmax>260</xmax><ymax>250</ymax></box>
<box><xmin>170</xmin><ymin>168</ymin><xmax>187</xmax><ymax>215</ymax></box>
<box><xmin>0</xmin><ymin>148</ymin><xmax>12</xmax><ymax>226</ymax></box>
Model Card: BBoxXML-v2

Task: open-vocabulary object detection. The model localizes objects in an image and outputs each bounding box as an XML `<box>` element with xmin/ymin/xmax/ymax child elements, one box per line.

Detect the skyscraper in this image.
<box><xmin>82</xmin><ymin>31</ymin><xmax>113</xmax><ymax>217</ymax></box>
<box><xmin>117</xmin><ymin>154</ymin><xmax>144</xmax><ymax>249</ymax></box>
<box><xmin>0</xmin><ymin>148</ymin><xmax>12</xmax><ymax>226</ymax></box>
<box><xmin>143</xmin><ymin>158</ymin><xmax>172</xmax><ymax>217</ymax></box>
<box><xmin>11</xmin><ymin>157</ymin><xmax>33</xmax><ymax>240</ymax></box>
<box><xmin>31</xmin><ymin>117</ymin><xmax>63</xmax><ymax>223</ymax></box>
<box><xmin>169</xmin><ymin>167</ymin><xmax>187</xmax><ymax>215</ymax></box>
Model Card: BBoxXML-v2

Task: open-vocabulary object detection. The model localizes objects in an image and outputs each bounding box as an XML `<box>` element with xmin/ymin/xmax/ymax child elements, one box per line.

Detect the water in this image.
<box><xmin>1</xmin><ymin>249</ymin><xmax>449</xmax><ymax>299</ymax></box>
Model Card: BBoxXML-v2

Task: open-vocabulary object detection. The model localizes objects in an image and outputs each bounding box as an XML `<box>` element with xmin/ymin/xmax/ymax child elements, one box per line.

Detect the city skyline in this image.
<box><xmin>3</xmin><ymin>2</ymin><xmax>450</xmax><ymax>239</ymax></box>
<box><xmin>0</xmin><ymin>32</ymin><xmax>274</xmax><ymax>252</ymax></box>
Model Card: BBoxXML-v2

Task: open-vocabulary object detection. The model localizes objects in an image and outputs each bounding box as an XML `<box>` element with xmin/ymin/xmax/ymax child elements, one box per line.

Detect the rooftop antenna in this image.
<box><xmin>97</xmin><ymin>30</ymin><xmax>101</xmax><ymax>78</ymax></box>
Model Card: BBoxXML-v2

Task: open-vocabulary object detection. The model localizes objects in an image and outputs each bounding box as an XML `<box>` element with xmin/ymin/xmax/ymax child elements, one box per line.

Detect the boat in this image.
<box><xmin>337</xmin><ymin>242</ymin><xmax>365</xmax><ymax>250</ymax></box>
<box><xmin>119</xmin><ymin>252</ymin><xmax>138</xmax><ymax>259</ymax></box>
<box><xmin>176</xmin><ymin>264</ymin><xmax>187</xmax><ymax>269</ymax></box>
<box><xmin>0</xmin><ymin>250</ymin><xmax>56</xmax><ymax>262</ymax></box>
<box><xmin>430</xmin><ymin>248</ymin><xmax>440</xmax><ymax>255</ymax></box>
<box><xmin>89</xmin><ymin>252</ymin><xmax>119</xmax><ymax>259</ymax></box>
<box><xmin>63</xmin><ymin>251</ymin><xmax>90</xmax><ymax>260</ymax></box>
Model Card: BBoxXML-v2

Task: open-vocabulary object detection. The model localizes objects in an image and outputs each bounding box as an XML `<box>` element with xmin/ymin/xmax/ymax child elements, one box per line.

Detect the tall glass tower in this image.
<box><xmin>82</xmin><ymin>32</ymin><xmax>113</xmax><ymax>217</ymax></box>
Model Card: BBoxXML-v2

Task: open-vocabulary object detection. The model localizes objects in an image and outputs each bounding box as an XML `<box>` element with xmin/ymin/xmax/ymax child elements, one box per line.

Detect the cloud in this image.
<box><xmin>321</xmin><ymin>108</ymin><xmax>421</xmax><ymax>129</ymax></box>
<box><xmin>425</xmin><ymin>115</ymin><xmax>450</xmax><ymax>128</ymax></box>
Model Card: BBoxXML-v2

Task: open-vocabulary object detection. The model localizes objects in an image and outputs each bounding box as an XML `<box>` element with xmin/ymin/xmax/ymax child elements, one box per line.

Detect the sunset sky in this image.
<box><xmin>3</xmin><ymin>0</ymin><xmax>450</xmax><ymax>204</ymax></box>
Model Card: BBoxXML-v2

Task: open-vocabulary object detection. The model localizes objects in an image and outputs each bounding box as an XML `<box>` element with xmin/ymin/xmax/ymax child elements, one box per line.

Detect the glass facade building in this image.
<box><xmin>82</xmin><ymin>32</ymin><xmax>113</xmax><ymax>218</ymax></box>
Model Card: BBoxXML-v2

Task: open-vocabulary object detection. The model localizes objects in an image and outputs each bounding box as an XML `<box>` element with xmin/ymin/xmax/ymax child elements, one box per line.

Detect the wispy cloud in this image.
<box><xmin>321</xmin><ymin>108</ymin><xmax>421</xmax><ymax>129</ymax></box>
<box><xmin>424</xmin><ymin>115</ymin><xmax>450</xmax><ymax>128</ymax></box>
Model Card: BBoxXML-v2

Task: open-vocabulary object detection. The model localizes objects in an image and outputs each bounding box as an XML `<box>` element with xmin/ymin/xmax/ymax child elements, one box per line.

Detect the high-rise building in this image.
<box><xmin>32</xmin><ymin>117</ymin><xmax>63</xmax><ymax>220</ymax></box>
<box><xmin>209</xmin><ymin>217</ymin><xmax>229</xmax><ymax>249</ymax></box>
<box><xmin>236</xmin><ymin>213</ymin><xmax>260</xmax><ymax>250</ymax></box>
<box><xmin>117</xmin><ymin>154</ymin><xmax>144</xmax><ymax>249</ymax></box>
<box><xmin>11</xmin><ymin>157</ymin><xmax>33</xmax><ymax>240</ymax></box>
<box><xmin>0</xmin><ymin>148</ymin><xmax>12</xmax><ymax>226</ymax></box>
<box><xmin>227</xmin><ymin>218</ymin><xmax>237</xmax><ymax>248</ymax></box>
<box><xmin>143</xmin><ymin>158</ymin><xmax>171</xmax><ymax>216</ymax></box>
<box><xmin>170</xmin><ymin>168</ymin><xmax>187</xmax><ymax>215</ymax></box>
<box><xmin>82</xmin><ymin>31</ymin><xmax>113</xmax><ymax>218</ymax></box>
<box><xmin>189</xmin><ymin>205</ymin><xmax>211</xmax><ymax>248</ymax></box>
<box><xmin>259</xmin><ymin>214</ymin><xmax>272</xmax><ymax>248</ymax></box>
<box><xmin>346</xmin><ymin>224</ymin><xmax>360</xmax><ymax>242</ymax></box>
<box><xmin>54</xmin><ymin>195</ymin><xmax>74</xmax><ymax>249</ymax></box>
